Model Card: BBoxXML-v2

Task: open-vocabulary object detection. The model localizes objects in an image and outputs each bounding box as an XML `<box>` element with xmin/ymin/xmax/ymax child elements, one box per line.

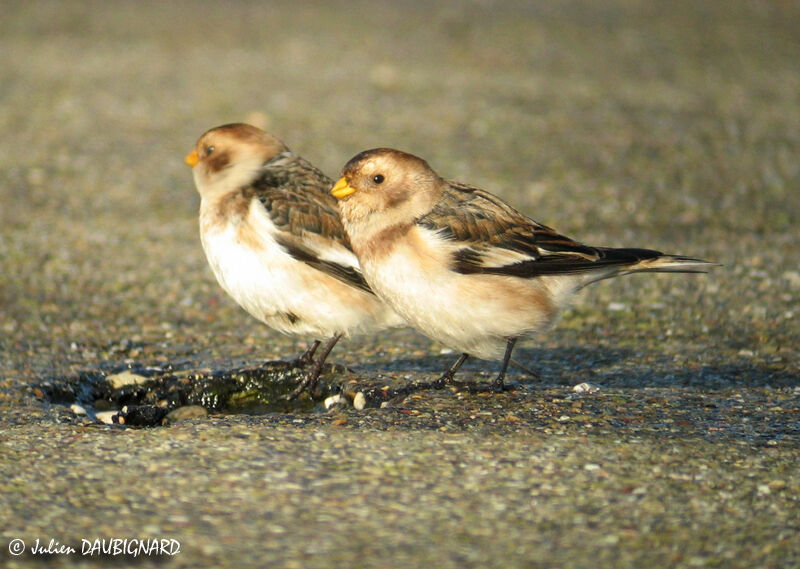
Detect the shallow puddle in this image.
<box><xmin>35</xmin><ymin>361</ymin><xmax>348</xmax><ymax>426</ymax></box>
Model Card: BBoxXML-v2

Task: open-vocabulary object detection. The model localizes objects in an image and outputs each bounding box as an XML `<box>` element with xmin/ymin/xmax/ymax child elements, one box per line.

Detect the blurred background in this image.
<box><xmin>1</xmin><ymin>3</ymin><xmax>799</xmax><ymax>568</ymax></box>
<box><xmin>1</xmin><ymin>0</ymin><xmax>798</xmax><ymax>380</ymax></box>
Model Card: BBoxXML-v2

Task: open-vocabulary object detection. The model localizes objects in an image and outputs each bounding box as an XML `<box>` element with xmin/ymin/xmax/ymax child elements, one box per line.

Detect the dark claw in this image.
<box><xmin>284</xmin><ymin>373</ymin><xmax>319</xmax><ymax>401</ymax></box>
<box><xmin>283</xmin><ymin>334</ymin><xmax>343</xmax><ymax>401</ymax></box>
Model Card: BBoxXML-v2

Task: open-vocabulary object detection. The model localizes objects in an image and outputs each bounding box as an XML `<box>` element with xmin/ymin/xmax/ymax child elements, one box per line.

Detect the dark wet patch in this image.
<box><xmin>33</xmin><ymin>361</ymin><xmax>347</xmax><ymax>427</ymax></box>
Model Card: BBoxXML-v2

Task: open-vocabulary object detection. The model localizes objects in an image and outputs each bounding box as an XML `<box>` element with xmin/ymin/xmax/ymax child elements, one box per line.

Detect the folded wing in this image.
<box><xmin>418</xmin><ymin>182</ymin><xmax>714</xmax><ymax>284</ymax></box>
<box><xmin>252</xmin><ymin>153</ymin><xmax>372</xmax><ymax>293</ymax></box>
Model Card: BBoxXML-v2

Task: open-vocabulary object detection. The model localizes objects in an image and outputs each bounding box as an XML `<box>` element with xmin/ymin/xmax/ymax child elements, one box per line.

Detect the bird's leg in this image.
<box><xmin>432</xmin><ymin>353</ymin><xmax>469</xmax><ymax>389</ymax></box>
<box><xmin>390</xmin><ymin>353</ymin><xmax>469</xmax><ymax>398</ymax></box>
<box><xmin>492</xmin><ymin>337</ymin><xmax>517</xmax><ymax>392</ymax></box>
<box><xmin>292</xmin><ymin>340</ymin><xmax>321</xmax><ymax>368</ymax></box>
<box><xmin>286</xmin><ymin>334</ymin><xmax>343</xmax><ymax>400</ymax></box>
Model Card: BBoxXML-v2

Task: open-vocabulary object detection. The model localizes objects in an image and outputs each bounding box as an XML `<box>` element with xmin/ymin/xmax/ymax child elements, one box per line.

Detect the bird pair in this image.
<box><xmin>185</xmin><ymin>123</ymin><xmax>713</xmax><ymax>399</ymax></box>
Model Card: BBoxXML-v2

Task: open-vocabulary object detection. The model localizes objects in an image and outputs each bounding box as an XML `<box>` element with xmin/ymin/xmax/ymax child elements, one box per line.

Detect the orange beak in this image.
<box><xmin>184</xmin><ymin>150</ymin><xmax>199</xmax><ymax>167</ymax></box>
<box><xmin>331</xmin><ymin>177</ymin><xmax>356</xmax><ymax>199</ymax></box>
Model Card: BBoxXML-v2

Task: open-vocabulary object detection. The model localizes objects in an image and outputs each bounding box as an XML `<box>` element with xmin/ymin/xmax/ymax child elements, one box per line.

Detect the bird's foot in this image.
<box><xmin>431</xmin><ymin>371</ymin><xmax>459</xmax><ymax>390</ymax></box>
<box><xmin>284</xmin><ymin>371</ymin><xmax>321</xmax><ymax>401</ymax></box>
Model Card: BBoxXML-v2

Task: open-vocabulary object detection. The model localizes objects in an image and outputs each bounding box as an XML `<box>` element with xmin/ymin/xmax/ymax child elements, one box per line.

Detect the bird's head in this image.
<box><xmin>185</xmin><ymin>123</ymin><xmax>288</xmax><ymax>199</ymax></box>
<box><xmin>331</xmin><ymin>148</ymin><xmax>442</xmax><ymax>228</ymax></box>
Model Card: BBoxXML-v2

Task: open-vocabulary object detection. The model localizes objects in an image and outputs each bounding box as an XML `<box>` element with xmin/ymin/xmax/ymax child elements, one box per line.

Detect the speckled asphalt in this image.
<box><xmin>1</xmin><ymin>2</ymin><xmax>798</xmax><ymax>568</ymax></box>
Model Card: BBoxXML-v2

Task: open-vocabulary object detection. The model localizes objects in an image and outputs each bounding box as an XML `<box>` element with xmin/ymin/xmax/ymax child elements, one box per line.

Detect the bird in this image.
<box><xmin>331</xmin><ymin>147</ymin><xmax>716</xmax><ymax>392</ymax></box>
<box><xmin>184</xmin><ymin>124</ymin><xmax>401</xmax><ymax>398</ymax></box>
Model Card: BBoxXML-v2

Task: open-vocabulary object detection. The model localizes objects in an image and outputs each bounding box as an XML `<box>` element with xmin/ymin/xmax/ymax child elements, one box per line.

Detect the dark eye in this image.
<box><xmin>205</xmin><ymin>145</ymin><xmax>215</xmax><ymax>156</ymax></box>
<box><xmin>372</xmin><ymin>174</ymin><xmax>385</xmax><ymax>184</ymax></box>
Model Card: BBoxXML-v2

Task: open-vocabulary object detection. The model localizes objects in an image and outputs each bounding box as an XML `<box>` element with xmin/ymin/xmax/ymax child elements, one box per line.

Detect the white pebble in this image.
<box><xmin>106</xmin><ymin>370</ymin><xmax>148</xmax><ymax>389</ymax></box>
<box><xmin>70</xmin><ymin>404</ymin><xmax>87</xmax><ymax>416</ymax></box>
<box><xmin>572</xmin><ymin>382</ymin><xmax>600</xmax><ymax>394</ymax></box>
<box><xmin>324</xmin><ymin>394</ymin><xmax>344</xmax><ymax>409</ymax></box>
<box><xmin>95</xmin><ymin>411</ymin><xmax>120</xmax><ymax>425</ymax></box>
<box><xmin>352</xmin><ymin>392</ymin><xmax>366</xmax><ymax>410</ymax></box>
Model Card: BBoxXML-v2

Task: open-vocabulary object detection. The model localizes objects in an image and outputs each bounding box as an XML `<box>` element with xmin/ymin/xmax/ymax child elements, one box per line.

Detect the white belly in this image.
<box><xmin>363</xmin><ymin>237</ymin><xmax>573</xmax><ymax>360</ymax></box>
<box><xmin>200</xmin><ymin>208</ymin><xmax>397</xmax><ymax>339</ymax></box>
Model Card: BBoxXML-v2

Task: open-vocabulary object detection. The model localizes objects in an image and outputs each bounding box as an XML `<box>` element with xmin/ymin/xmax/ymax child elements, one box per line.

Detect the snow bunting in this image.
<box><xmin>331</xmin><ymin>148</ymin><xmax>715</xmax><ymax>391</ymax></box>
<box><xmin>185</xmin><ymin>125</ymin><xmax>400</xmax><ymax>398</ymax></box>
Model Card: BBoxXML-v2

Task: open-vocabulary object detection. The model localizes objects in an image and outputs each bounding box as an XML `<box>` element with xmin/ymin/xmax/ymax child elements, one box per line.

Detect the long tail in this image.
<box><xmin>579</xmin><ymin>247</ymin><xmax>719</xmax><ymax>287</ymax></box>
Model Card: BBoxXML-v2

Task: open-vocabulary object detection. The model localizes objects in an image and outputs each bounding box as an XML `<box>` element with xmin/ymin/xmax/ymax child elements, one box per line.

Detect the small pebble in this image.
<box><xmin>95</xmin><ymin>411</ymin><xmax>120</xmax><ymax>425</ymax></box>
<box><xmin>324</xmin><ymin>394</ymin><xmax>344</xmax><ymax>409</ymax></box>
<box><xmin>573</xmin><ymin>382</ymin><xmax>600</xmax><ymax>394</ymax></box>
<box><xmin>353</xmin><ymin>392</ymin><xmax>366</xmax><ymax>410</ymax></box>
<box><xmin>167</xmin><ymin>405</ymin><xmax>208</xmax><ymax>423</ymax></box>
<box><xmin>70</xmin><ymin>403</ymin><xmax>87</xmax><ymax>416</ymax></box>
<box><xmin>106</xmin><ymin>370</ymin><xmax>149</xmax><ymax>389</ymax></box>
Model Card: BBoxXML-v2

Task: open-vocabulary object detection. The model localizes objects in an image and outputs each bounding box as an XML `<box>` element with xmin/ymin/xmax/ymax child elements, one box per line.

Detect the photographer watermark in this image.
<box><xmin>8</xmin><ymin>537</ymin><xmax>181</xmax><ymax>557</ymax></box>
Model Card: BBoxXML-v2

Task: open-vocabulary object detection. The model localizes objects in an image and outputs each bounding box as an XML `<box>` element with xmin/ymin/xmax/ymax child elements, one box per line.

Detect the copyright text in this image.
<box><xmin>7</xmin><ymin>537</ymin><xmax>181</xmax><ymax>557</ymax></box>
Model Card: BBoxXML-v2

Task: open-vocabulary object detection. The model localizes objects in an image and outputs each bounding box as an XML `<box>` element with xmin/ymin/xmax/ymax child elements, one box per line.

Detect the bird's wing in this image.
<box><xmin>417</xmin><ymin>181</ymin><xmax>666</xmax><ymax>278</ymax></box>
<box><xmin>250</xmin><ymin>153</ymin><xmax>372</xmax><ymax>293</ymax></box>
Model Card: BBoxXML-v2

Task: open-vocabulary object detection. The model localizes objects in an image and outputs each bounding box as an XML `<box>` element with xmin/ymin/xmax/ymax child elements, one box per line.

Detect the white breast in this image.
<box><xmin>362</xmin><ymin>227</ymin><xmax>574</xmax><ymax>360</ymax></box>
<box><xmin>199</xmin><ymin>199</ymin><xmax>399</xmax><ymax>339</ymax></box>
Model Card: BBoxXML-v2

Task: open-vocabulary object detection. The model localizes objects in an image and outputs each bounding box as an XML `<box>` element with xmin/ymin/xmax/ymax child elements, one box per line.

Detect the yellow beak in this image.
<box><xmin>331</xmin><ymin>177</ymin><xmax>356</xmax><ymax>199</ymax></box>
<box><xmin>184</xmin><ymin>150</ymin><xmax>199</xmax><ymax>167</ymax></box>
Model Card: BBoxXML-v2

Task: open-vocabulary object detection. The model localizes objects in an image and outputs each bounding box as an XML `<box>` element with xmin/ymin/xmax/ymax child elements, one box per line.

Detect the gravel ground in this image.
<box><xmin>1</xmin><ymin>1</ymin><xmax>798</xmax><ymax>568</ymax></box>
